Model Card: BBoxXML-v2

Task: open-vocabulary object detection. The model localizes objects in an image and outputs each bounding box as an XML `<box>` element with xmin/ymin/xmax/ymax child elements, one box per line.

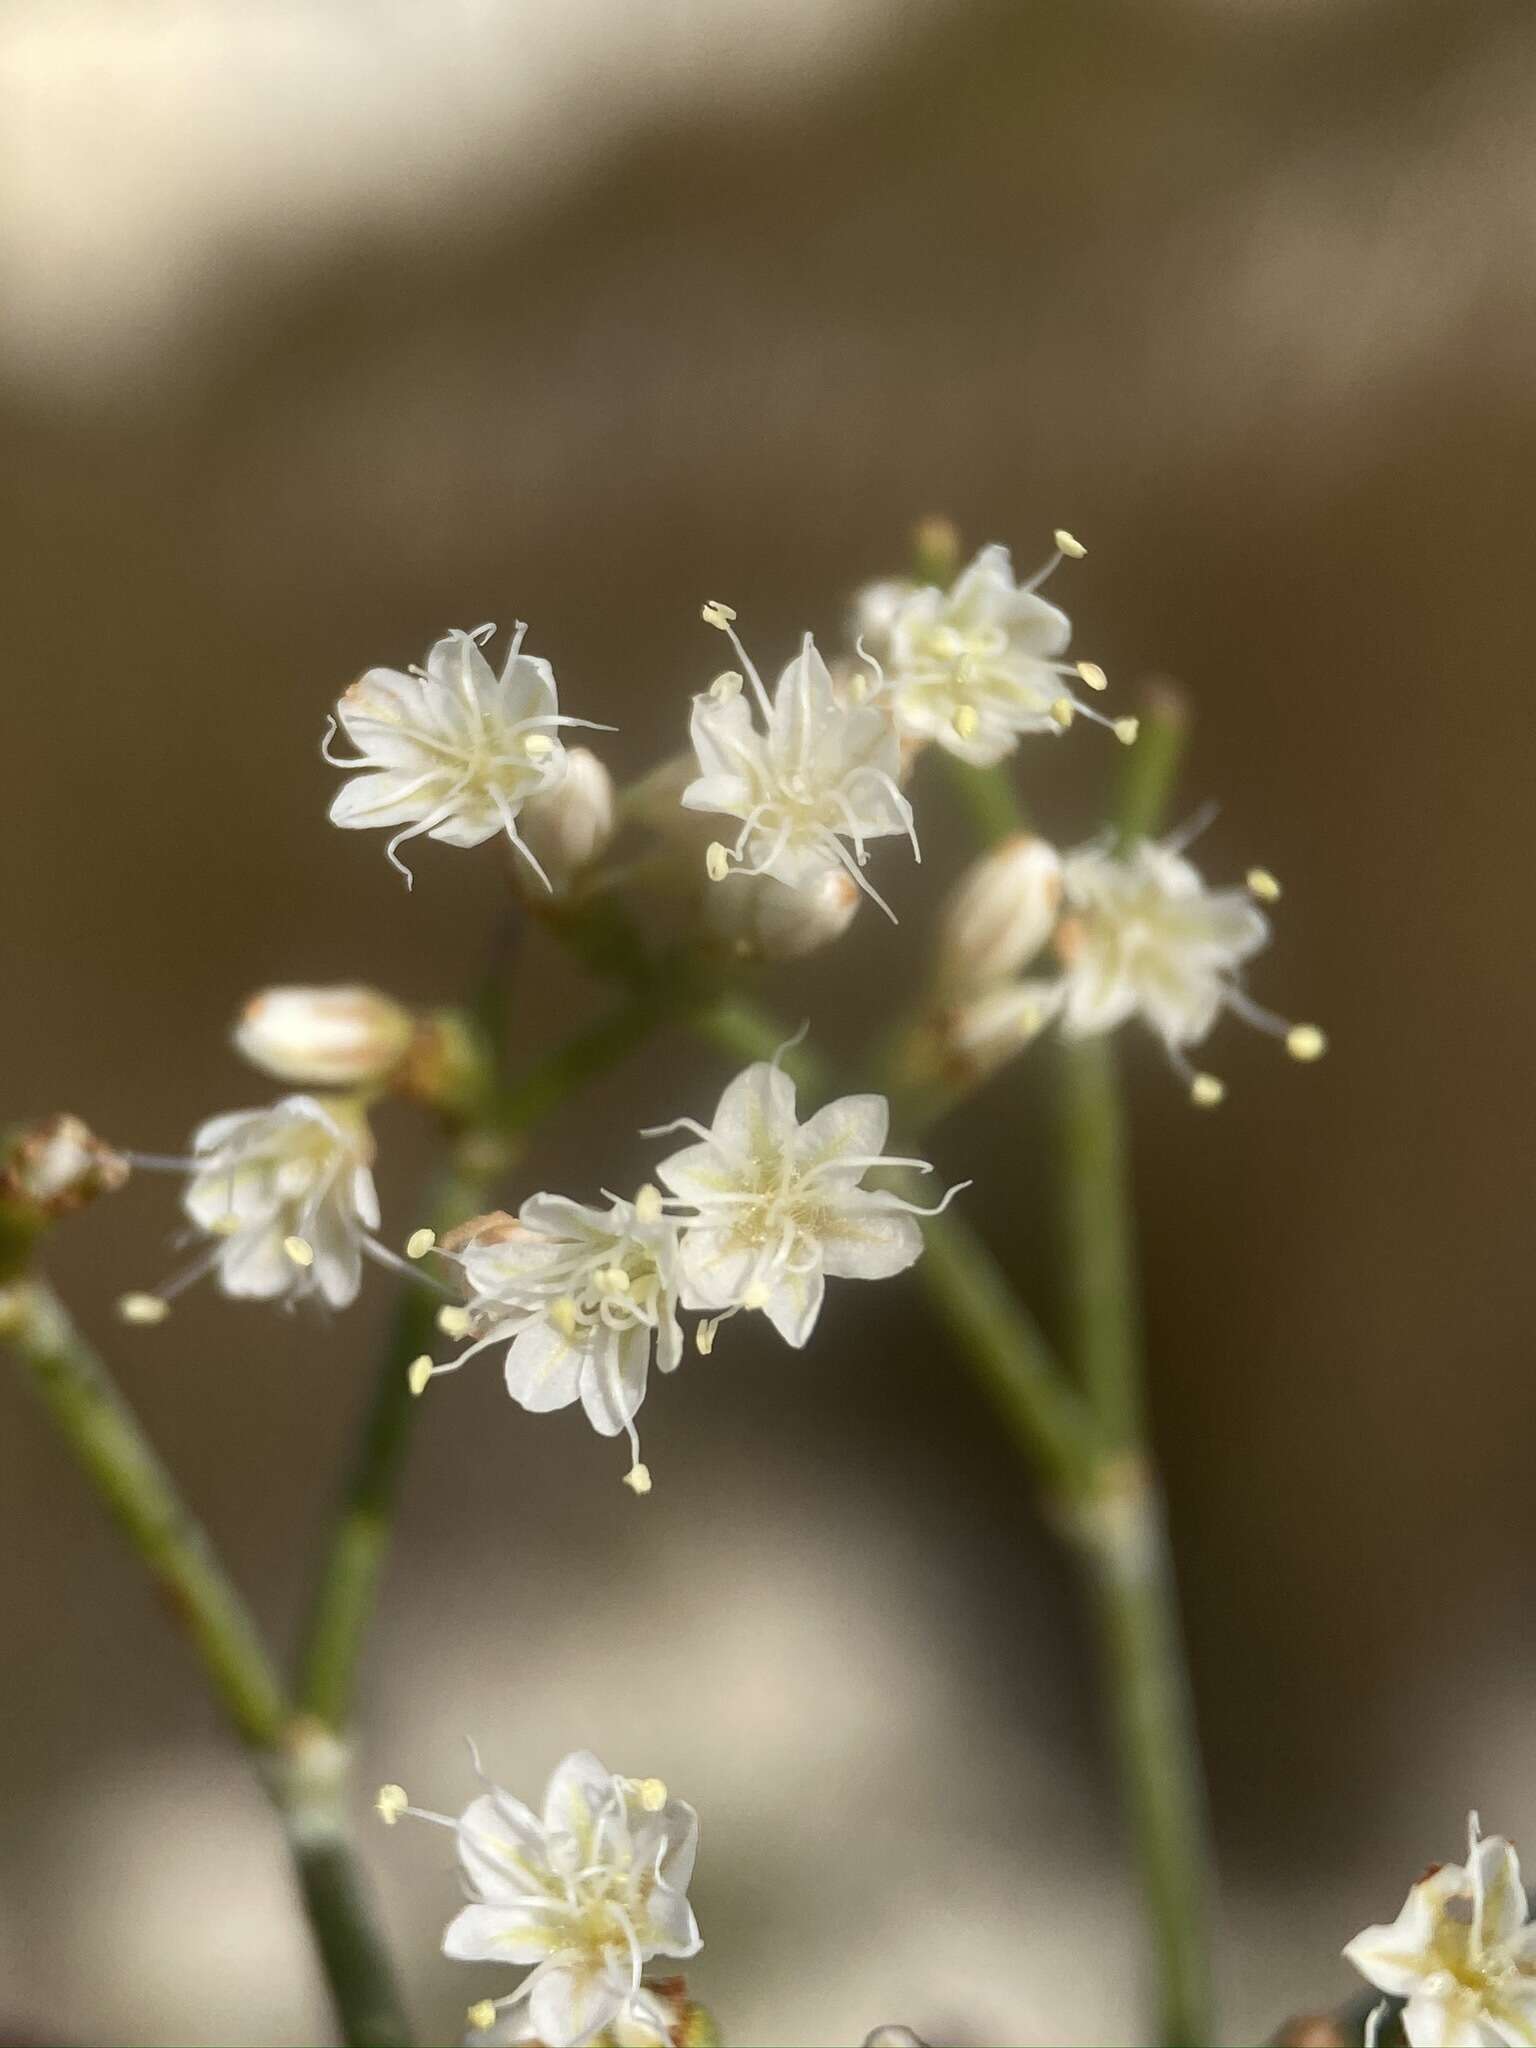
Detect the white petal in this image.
<box><xmin>1486</xmin><ymin>1985</ymin><xmax>1536</xmax><ymax>2048</ymax></box>
<box><xmin>529</xmin><ymin>1961</ymin><xmax>626</xmax><ymax>2048</ymax></box>
<box><xmin>675</xmin><ymin>1226</ymin><xmax>759</xmax><ymax>1312</ymax></box>
<box><xmin>708</xmin><ymin>1060</ymin><xmax>798</xmax><ymax>1163</ymax></box>
<box><xmin>1473</xmin><ymin>1836</ymin><xmax>1529</xmax><ymax>1953</ymax></box>
<box><xmin>443</xmin><ymin>1899</ymin><xmax>571</xmax><ymax>1966</ymax></box>
<box><xmin>794</xmin><ymin>1092</ymin><xmax>889</xmax><ymax>1172</ymax></box>
<box><xmin>216</xmin><ymin>1225</ymin><xmax>295</xmax><ymax>1299</ymax></box>
<box><xmin>578</xmin><ymin>1326</ymin><xmax>650</xmax><ymax>1438</ymax></box>
<box><xmin>818</xmin><ymin>1200</ymin><xmax>924</xmax><ymax>1281</ymax></box>
<box><xmin>1346</xmin><ymin>1868</ymin><xmax>1469</xmax><ymax>1998</ymax></box>
<box><xmin>328</xmin><ymin>769</ymin><xmax>441</xmax><ymax>831</ymax></box>
<box><xmin>541</xmin><ymin>1750</ymin><xmax>615</xmax><ymax>1855</ymax></box>
<box><xmin>684</xmin><ymin>694</ymin><xmax>759</xmax><ymax>803</ymax></box>
<box><xmin>1401</xmin><ymin>1988</ymin><xmax>1502</xmax><ymax>2048</ymax></box>
<box><xmin>767</xmin><ymin>635</ymin><xmax>839</xmax><ymax>775</ymax></box>
<box><xmin>455</xmin><ymin>1790</ymin><xmax>549</xmax><ymax>1902</ymax></box>
<box><xmin>643</xmin><ymin>1882</ymin><xmax>701</xmax><ymax>1958</ymax></box>
<box><xmin>761</xmin><ymin>1260</ymin><xmax>824</xmax><ymax>1347</ymax></box>
<box><xmin>498</xmin><ymin>649</ymin><xmax>560</xmax><ymax>727</ymax></box>
<box><xmin>504</xmin><ymin>1322</ymin><xmax>584</xmax><ymax>1414</ymax></box>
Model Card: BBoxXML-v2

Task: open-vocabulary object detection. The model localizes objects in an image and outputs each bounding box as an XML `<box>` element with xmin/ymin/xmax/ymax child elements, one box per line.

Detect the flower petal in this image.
<box><xmin>504</xmin><ymin>1322</ymin><xmax>584</xmax><ymax>1413</ymax></box>
<box><xmin>443</xmin><ymin>1898</ymin><xmax>572</xmax><ymax>1966</ymax></box>
<box><xmin>579</xmin><ymin>1326</ymin><xmax>651</xmax><ymax>1438</ymax></box>
<box><xmin>528</xmin><ymin>1960</ymin><xmax>627</xmax><ymax>2048</ymax></box>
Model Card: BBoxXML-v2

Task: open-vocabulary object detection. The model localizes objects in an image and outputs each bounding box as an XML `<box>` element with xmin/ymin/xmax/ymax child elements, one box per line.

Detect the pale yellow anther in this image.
<box><xmin>638</xmin><ymin>1777</ymin><xmax>668</xmax><ymax>1812</ymax></box>
<box><xmin>405</xmin><ymin>1227</ymin><xmax>436</xmax><ymax>1260</ymax></box>
<box><xmin>118</xmin><ymin>1291</ymin><xmax>170</xmax><ymax>1325</ymax></box>
<box><xmin>695</xmin><ymin>1317</ymin><xmax>718</xmax><ymax>1357</ymax></box>
<box><xmin>375</xmin><ymin>1783</ymin><xmax>408</xmax><ymax>1826</ymax></box>
<box><xmin>283</xmin><ymin>1234</ymin><xmax>315</xmax><ymax>1268</ymax></box>
<box><xmin>437</xmin><ymin>1304</ymin><xmax>472</xmax><ymax>1338</ymax></box>
<box><xmin>407</xmin><ymin>1355</ymin><xmax>433</xmax><ymax>1397</ymax></box>
<box><xmin>523</xmin><ymin>733</ymin><xmax>555</xmax><ymax>759</ymax></box>
<box><xmin>209</xmin><ymin>1213</ymin><xmax>242</xmax><ymax>1237</ymax></box>
<box><xmin>705</xmin><ymin>842</ymin><xmax>732</xmax><ymax>882</ymax></box>
<box><xmin>709</xmin><ymin>670</ymin><xmax>743</xmax><ymax>704</ymax></box>
<box><xmin>1247</xmin><ymin>868</ymin><xmax>1282</xmax><ymax>903</ymax></box>
<box><xmin>1286</xmin><ymin>1024</ymin><xmax>1327</xmax><ymax>1063</ymax></box>
<box><xmin>1114</xmin><ymin>717</ymin><xmax>1140</xmax><ymax>747</ymax></box>
<box><xmin>742</xmin><ymin>1281</ymin><xmax>770</xmax><ymax>1310</ymax></box>
<box><xmin>549</xmin><ymin>1295</ymin><xmax>580</xmax><ymax>1339</ymax></box>
<box><xmin>633</xmin><ymin>1183</ymin><xmax>663</xmax><ymax>1226</ymax></box>
<box><xmin>1054</xmin><ymin>528</ymin><xmax>1086</xmax><ymax>559</ymax></box>
<box><xmin>1050</xmin><ymin>696</ymin><xmax>1076</xmax><ymax>729</ymax></box>
<box><xmin>1076</xmin><ymin>660</ymin><xmax>1108</xmax><ymax>692</ymax></box>
<box><xmin>599</xmin><ymin>1266</ymin><xmax>631</xmax><ymax>1294</ymax></box>
<box><xmin>1190</xmin><ymin>1073</ymin><xmax>1226</xmax><ymax>1108</ymax></box>
<box><xmin>466</xmin><ymin>2001</ymin><xmax>497</xmax><ymax>2034</ymax></box>
<box><xmin>701</xmin><ymin>600</ymin><xmax>737</xmax><ymax>629</ymax></box>
<box><xmin>952</xmin><ymin>704</ymin><xmax>980</xmax><ymax>741</ymax></box>
<box><xmin>623</xmin><ymin>1462</ymin><xmax>653</xmax><ymax>1496</ymax></box>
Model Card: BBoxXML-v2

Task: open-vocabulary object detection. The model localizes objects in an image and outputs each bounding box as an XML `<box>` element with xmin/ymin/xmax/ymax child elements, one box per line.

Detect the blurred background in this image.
<box><xmin>3</xmin><ymin>0</ymin><xmax>1534</xmax><ymax>2040</ymax></box>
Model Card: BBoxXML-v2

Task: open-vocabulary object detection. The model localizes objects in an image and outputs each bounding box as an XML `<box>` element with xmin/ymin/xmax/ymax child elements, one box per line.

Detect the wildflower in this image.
<box><xmin>682</xmin><ymin>612</ymin><xmax>917</xmax><ymax>920</ymax></box>
<box><xmin>119</xmin><ymin>1096</ymin><xmax>387</xmax><ymax>1317</ymax></box>
<box><xmin>854</xmin><ymin>539</ymin><xmax>1131</xmax><ymax>765</ymax></box>
<box><xmin>385</xmin><ymin>1748</ymin><xmax>700</xmax><ymax>2048</ymax></box>
<box><xmin>1344</xmin><ymin>1813</ymin><xmax>1536</xmax><ymax>2047</ymax></box>
<box><xmin>426</xmin><ymin>1191</ymin><xmax>682</xmax><ymax>1490</ymax></box>
<box><xmin>933</xmin><ymin>833</ymin><xmax>1063</xmax><ymax>1000</ymax></box>
<box><xmin>703</xmin><ymin>865</ymin><xmax>861</xmax><ymax>962</ymax></box>
<box><xmin>517</xmin><ymin>748</ymin><xmax>617</xmax><ymax>895</ymax></box>
<box><xmin>234</xmin><ymin>985</ymin><xmax>415</xmax><ymax>1087</ymax></box>
<box><xmin>324</xmin><ymin>623</ymin><xmax>608</xmax><ymax>888</ymax></box>
<box><xmin>648</xmin><ymin>1058</ymin><xmax>964</xmax><ymax>1349</ymax></box>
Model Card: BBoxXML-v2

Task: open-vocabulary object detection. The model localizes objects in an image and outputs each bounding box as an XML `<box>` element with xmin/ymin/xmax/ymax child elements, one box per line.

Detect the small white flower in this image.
<box><xmin>855</xmin><ymin>540</ymin><xmax>1128</xmax><ymax>765</ymax></box>
<box><xmin>682</xmin><ymin>613</ymin><xmax>917</xmax><ymax>920</ymax></box>
<box><xmin>430</xmin><ymin>1191</ymin><xmax>682</xmax><ymax>1487</ymax></box>
<box><xmin>389</xmin><ymin>1748</ymin><xmax>701</xmax><ymax>2048</ymax></box>
<box><xmin>234</xmin><ymin>985</ymin><xmax>415</xmax><ymax>1087</ymax></box>
<box><xmin>1345</xmin><ymin>1815</ymin><xmax>1536</xmax><ymax>2047</ymax></box>
<box><xmin>648</xmin><ymin>1058</ymin><xmax>964</xmax><ymax>1349</ymax></box>
<box><xmin>324</xmin><ymin>623</ymin><xmax>608</xmax><ymax>889</ymax></box>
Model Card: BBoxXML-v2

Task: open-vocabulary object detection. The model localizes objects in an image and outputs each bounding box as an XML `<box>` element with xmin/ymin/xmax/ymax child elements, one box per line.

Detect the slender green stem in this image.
<box><xmin>941</xmin><ymin>753</ymin><xmax>1028</xmax><ymax>845</ymax></box>
<box><xmin>1057</xmin><ymin>1038</ymin><xmax>1142</xmax><ymax>1445</ymax></box>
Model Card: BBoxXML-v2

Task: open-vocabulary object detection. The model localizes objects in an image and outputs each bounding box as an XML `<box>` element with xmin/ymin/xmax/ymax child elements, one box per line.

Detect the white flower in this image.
<box><xmin>430</xmin><ymin>1190</ymin><xmax>683</xmax><ymax>1489</ymax></box>
<box><xmin>387</xmin><ymin>1749</ymin><xmax>700</xmax><ymax>2048</ymax></box>
<box><xmin>234</xmin><ymin>985</ymin><xmax>415</xmax><ymax>1087</ymax></box>
<box><xmin>516</xmin><ymin>748</ymin><xmax>617</xmax><ymax>895</ymax></box>
<box><xmin>324</xmin><ymin>622</ymin><xmax>608</xmax><ymax>889</ymax></box>
<box><xmin>648</xmin><ymin>1058</ymin><xmax>963</xmax><ymax>1349</ymax></box>
<box><xmin>1345</xmin><ymin>1815</ymin><xmax>1536</xmax><ymax>2047</ymax></box>
<box><xmin>118</xmin><ymin>1095</ymin><xmax>386</xmax><ymax>1321</ymax></box>
<box><xmin>854</xmin><ymin>540</ymin><xmax>1132</xmax><ymax>766</ymax></box>
<box><xmin>682</xmin><ymin>608</ymin><xmax>917</xmax><ymax>920</ymax></box>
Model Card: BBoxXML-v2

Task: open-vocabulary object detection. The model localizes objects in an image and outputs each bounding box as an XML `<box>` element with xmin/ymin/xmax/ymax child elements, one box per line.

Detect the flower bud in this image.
<box><xmin>234</xmin><ymin>985</ymin><xmax>414</xmax><ymax>1087</ymax></box>
<box><xmin>934</xmin><ymin>834</ymin><xmax>1062</xmax><ymax>999</ymax></box>
<box><xmin>704</xmin><ymin>867</ymin><xmax>860</xmax><ymax>962</ymax></box>
<box><xmin>942</xmin><ymin>978</ymin><xmax>1059</xmax><ymax>1082</ymax></box>
<box><xmin>516</xmin><ymin>747</ymin><xmax>615</xmax><ymax>893</ymax></box>
<box><xmin>1</xmin><ymin>1114</ymin><xmax>129</xmax><ymax>1221</ymax></box>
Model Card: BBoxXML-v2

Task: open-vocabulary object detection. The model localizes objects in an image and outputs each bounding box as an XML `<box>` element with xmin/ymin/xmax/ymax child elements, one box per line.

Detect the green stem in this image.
<box><xmin>941</xmin><ymin>753</ymin><xmax>1028</xmax><ymax>845</ymax></box>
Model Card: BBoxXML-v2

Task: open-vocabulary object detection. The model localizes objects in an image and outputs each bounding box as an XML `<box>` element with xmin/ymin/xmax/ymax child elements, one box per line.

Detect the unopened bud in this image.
<box><xmin>943</xmin><ymin>980</ymin><xmax>1058</xmax><ymax>1081</ymax></box>
<box><xmin>704</xmin><ymin>867</ymin><xmax>861</xmax><ymax>963</ymax></box>
<box><xmin>935</xmin><ymin>836</ymin><xmax>1063</xmax><ymax>1000</ymax></box>
<box><xmin>234</xmin><ymin>986</ymin><xmax>414</xmax><ymax>1088</ymax></box>
<box><xmin>0</xmin><ymin>1114</ymin><xmax>129</xmax><ymax>1223</ymax></box>
<box><xmin>515</xmin><ymin>748</ymin><xmax>616</xmax><ymax>895</ymax></box>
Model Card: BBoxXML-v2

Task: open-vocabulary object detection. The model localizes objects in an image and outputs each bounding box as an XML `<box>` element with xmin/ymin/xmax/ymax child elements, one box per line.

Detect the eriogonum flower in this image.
<box><xmin>426</xmin><ymin>1190</ymin><xmax>683</xmax><ymax>1492</ymax></box>
<box><xmin>682</xmin><ymin>604</ymin><xmax>917</xmax><ymax>919</ymax></box>
<box><xmin>1345</xmin><ymin>1814</ymin><xmax>1536</xmax><ymax>2047</ymax></box>
<box><xmin>647</xmin><ymin>1057</ymin><xmax>963</xmax><ymax>1349</ymax></box>
<box><xmin>118</xmin><ymin>1095</ymin><xmax>386</xmax><ymax>1321</ymax></box>
<box><xmin>853</xmin><ymin>536</ymin><xmax>1134</xmax><ymax>765</ymax></box>
<box><xmin>324</xmin><ymin>622</ymin><xmax>608</xmax><ymax>888</ymax></box>
<box><xmin>380</xmin><ymin>1748</ymin><xmax>701</xmax><ymax>2048</ymax></box>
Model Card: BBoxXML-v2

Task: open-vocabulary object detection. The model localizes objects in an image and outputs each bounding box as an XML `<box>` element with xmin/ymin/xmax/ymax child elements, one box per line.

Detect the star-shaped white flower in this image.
<box><xmin>854</xmin><ymin>540</ymin><xmax>1132</xmax><ymax>765</ymax></box>
<box><xmin>1345</xmin><ymin>1816</ymin><xmax>1536</xmax><ymax>2047</ymax></box>
<box><xmin>325</xmin><ymin>622</ymin><xmax>607</xmax><ymax>888</ymax></box>
<box><xmin>429</xmin><ymin>1190</ymin><xmax>683</xmax><ymax>1490</ymax></box>
<box><xmin>682</xmin><ymin>608</ymin><xmax>917</xmax><ymax>920</ymax></box>
<box><xmin>385</xmin><ymin>1749</ymin><xmax>701</xmax><ymax>2048</ymax></box>
<box><xmin>648</xmin><ymin>1059</ymin><xmax>963</xmax><ymax>1349</ymax></box>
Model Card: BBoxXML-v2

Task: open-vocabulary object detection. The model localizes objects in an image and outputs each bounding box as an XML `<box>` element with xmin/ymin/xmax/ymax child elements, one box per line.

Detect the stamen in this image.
<box><xmin>1247</xmin><ymin>867</ymin><xmax>1281</xmax><ymax>902</ymax></box>
<box><xmin>549</xmin><ymin>1295</ymin><xmax>579</xmax><ymax>1338</ymax></box>
<box><xmin>467</xmin><ymin>2002</ymin><xmax>497</xmax><ymax>2034</ymax></box>
<box><xmin>705</xmin><ymin>842</ymin><xmax>732</xmax><ymax>882</ymax></box>
<box><xmin>1053</xmin><ymin>528</ymin><xmax>1087</xmax><ymax>559</ymax></box>
<box><xmin>622</xmin><ymin>1462</ymin><xmax>653</xmax><ymax>1496</ymax></box>
<box><xmin>1076</xmin><ymin>661</ymin><xmax>1108</xmax><ymax>692</ymax></box>
<box><xmin>701</xmin><ymin>600</ymin><xmax>737</xmax><ymax>629</ymax></box>
<box><xmin>118</xmin><ymin>1291</ymin><xmax>170</xmax><ymax>1325</ymax></box>
<box><xmin>952</xmin><ymin>705</ymin><xmax>980</xmax><ymax>741</ymax></box>
<box><xmin>437</xmin><ymin>1305</ymin><xmax>472</xmax><ymax>1337</ymax></box>
<box><xmin>709</xmin><ymin>671</ymin><xmax>743</xmax><ymax>704</ymax></box>
<box><xmin>638</xmin><ymin>1777</ymin><xmax>667</xmax><ymax>1811</ymax></box>
<box><xmin>633</xmin><ymin>1183</ymin><xmax>663</xmax><ymax>1225</ymax></box>
<box><xmin>523</xmin><ymin>733</ymin><xmax>555</xmax><ymax>759</ymax></box>
<box><xmin>1114</xmin><ymin>717</ymin><xmax>1140</xmax><ymax>747</ymax></box>
<box><xmin>1286</xmin><ymin>1024</ymin><xmax>1326</xmax><ymax>1062</ymax></box>
<box><xmin>407</xmin><ymin>1355</ymin><xmax>434</xmax><ymax>1397</ymax></box>
<box><xmin>375</xmin><ymin>1784</ymin><xmax>409</xmax><ymax>1825</ymax></box>
<box><xmin>742</xmin><ymin>1281</ymin><xmax>771</xmax><ymax>1310</ymax></box>
<box><xmin>283</xmin><ymin>1235</ymin><xmax>315</xmax><ymax>1268</ymax></box>
<box><xmin>696</xmin><ymin>1316</ymin><xmax>719</xmax><ymax>1356</ymax></box>
<box><xmin>1050</xmin><ymin>697</ymin><xmax>1075</xmax><ymax>729</ymax></box>
<box><xmin>406</xmin><ymin>1227</ymin><xmax>436</xmax><ymax>1259</ymax></box>
<box><xmin>208</xmin><ymin>1214</ymin><xmax>242</xmax><ymax>1237</ymax></box>
<box><xmin>1190</xmin><ymin>1073</ymin><xmax>1226</xmax><ymax>1108</ymax></box>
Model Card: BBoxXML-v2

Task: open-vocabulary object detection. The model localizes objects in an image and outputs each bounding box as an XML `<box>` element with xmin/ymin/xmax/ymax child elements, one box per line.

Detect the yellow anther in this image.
<box><xmin>523</xmin><ymin>733</ymin><xmax>555</xmax><ymax>759</ymax></box>
<box><xmin>407</xmin><ymin>1355</ymin><xmax>433</xmax><ymax>1397</ymax></box>
<box><xmin>550</xmin><ymin>1295</ymin><xmax>580</xmax><ymax>1339</ymax></box>
<box><xmin>638</xmin><ymin>1777</ymin><xmax>668</xmax><ymax>1811</ymax></box>
<box><xmin>466</xmin><ymin>2002</ymin><xmax>497</xmax><ymax>2034</ymax></box>
<box><xmin>701</xmin><ymin>600</ymin><xmax>737</xmax><ymax>629</ymax></box>
<box><xmin>1053</xmin><ymin>527</ymin><xmax>1086</xmax><ymax>559</ymax></box>
<box><xmin>1076</xmin><ymin>660</ymin><xmax>1108</xmax><ymax>692</ymax></box>
<box><xmin>1286</xmin><ymin>1024</ymin><xmax>1327</xmax><ymax>1063</ymax></box>
<box><xmin>634</xmin><ymin>1183</ymin><xmax>663</xmax><ymax>1226</ymax></box>
<box><xmin>623</xmin><ymin>1462</ymin><xmax>653</xmax><ymax>1496</ymax></box>
<box><xmin>1114</xmin><ymin>717</ymin><xmax>1140</xmax><ymax>747</ymax></box>
<box><xmin>283</xmin><ymin>1234</ymin><xmax>314</xmax><ymax>1268</ymax></box>
<box><xmin>695</xmin><ymin>1317</ymin><xmax>718</xmax><ymax>1357</ymax></box>
<box><xmin>705</xmin><ymin>842</ymin><xmax>732</xmax><ymax>882</ymax></box>
<box><xmin>952</xmin><ymin>704</ymin><xmax>980</xmax><ymax>741</ymax></box>
<box><xmin>437</xmin><ymin>1304</ymin><xmax>471</xmax><ymax>1338</ymax></box>
<box><xmin>1190</xmin><ymin>1073</ymin><xmax>1226</xmax><ymax>1108</ymax></box>
<box><xmin>1247</xmin><ymin>868</ymin><xmax>1282</xmax><ymax>903</ymax></box>
<box><xmin>405</xmin><ymin>1227</ymin><xmax>436</xmax><ymax>1260</ymax></box>
<box><xmin>709</xmin><ymin>670</ymin><xmax>743</xmax><ymax>704</ymax></box>
<box><xmin>1049</xmin><ymin>696</ymin><xmax>1076</xmax><ymax>729</ymax></box>
<box><xmin>118</xmin><ymin>1291</ymin><xmax>169</xmax><ymax>1325</ymax></box>
<box><xmin>599</xmin><ymin>1266</ymin><xmax>631</xmax><ymax>1294</ymax></box>
<box><xmin>375</xmin><ymin>1783</ymin><xmax>408</xmax><ymax>1826</ymax></box>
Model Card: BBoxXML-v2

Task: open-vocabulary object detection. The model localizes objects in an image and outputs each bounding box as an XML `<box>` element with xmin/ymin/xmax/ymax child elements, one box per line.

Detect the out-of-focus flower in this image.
<box><xmin>933</xmin><ymin>834</ymin><xmax>1063</xmax><ymax>1000</ymax></box>
<box><xmin>118</xmin><ymin>1095</ymin><xmax>384</xmax><ymax>1321</ymax></box>
<box><xmin>702</xmin><ymin>865</ymin><xmax>861</xmax><ymax>962</ymax></box>
<box><xmin>234</xmin><ymin>985</ymin><xmax>414</xmax><ymax>1087</ymax></box>
<box><xmin>467</xmin><ymin>1976</ymin><xmax>712</xmax><ymax>2047</ymax></box>
<box><xmin>941</xmin><ymin>980</ymin><xmax>1060</xmax><ymax>1083</ymax></box>
<box><xmin>428</xmin><ymin>1191</ymin><xmax>682</xmax><ymax>1492</ymax></box>
<box><xmin>0</xmin><ymin>1114</ymin><xmax>129</xmax><ymax>1222</ymax></box>
<box><xmin>324</xmin><ymin>623</ymin><xmax>608</xmax><ymax>889</ymax></box>
<box><xmin>1344</xmin><ymin>1814</ymin><xmax>1536</xmax><ymax>2047</ymax></box>
<box><xmin>853</xmin><ymin>539</ymin><xmax>1133</xmax><ymax>765</ymax></box>
<box><xmin>682</xmin><ymin>608</ymin><xmax>917</xmax><ymax>920</ymax></box>
<box><xmin>382</xmin><ymin>1748</ymin><xmax>700</xmax><ymax>2048</ymax></box>
<box><xmin>648</xmin><ymin>1058</ymin><xmax>963</xmax><ymax>1349</ymax></box>
<box><xmin>517</xmin><ymin>748</ymin><xmax>617</xmax><ymax>895</ymax></box>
